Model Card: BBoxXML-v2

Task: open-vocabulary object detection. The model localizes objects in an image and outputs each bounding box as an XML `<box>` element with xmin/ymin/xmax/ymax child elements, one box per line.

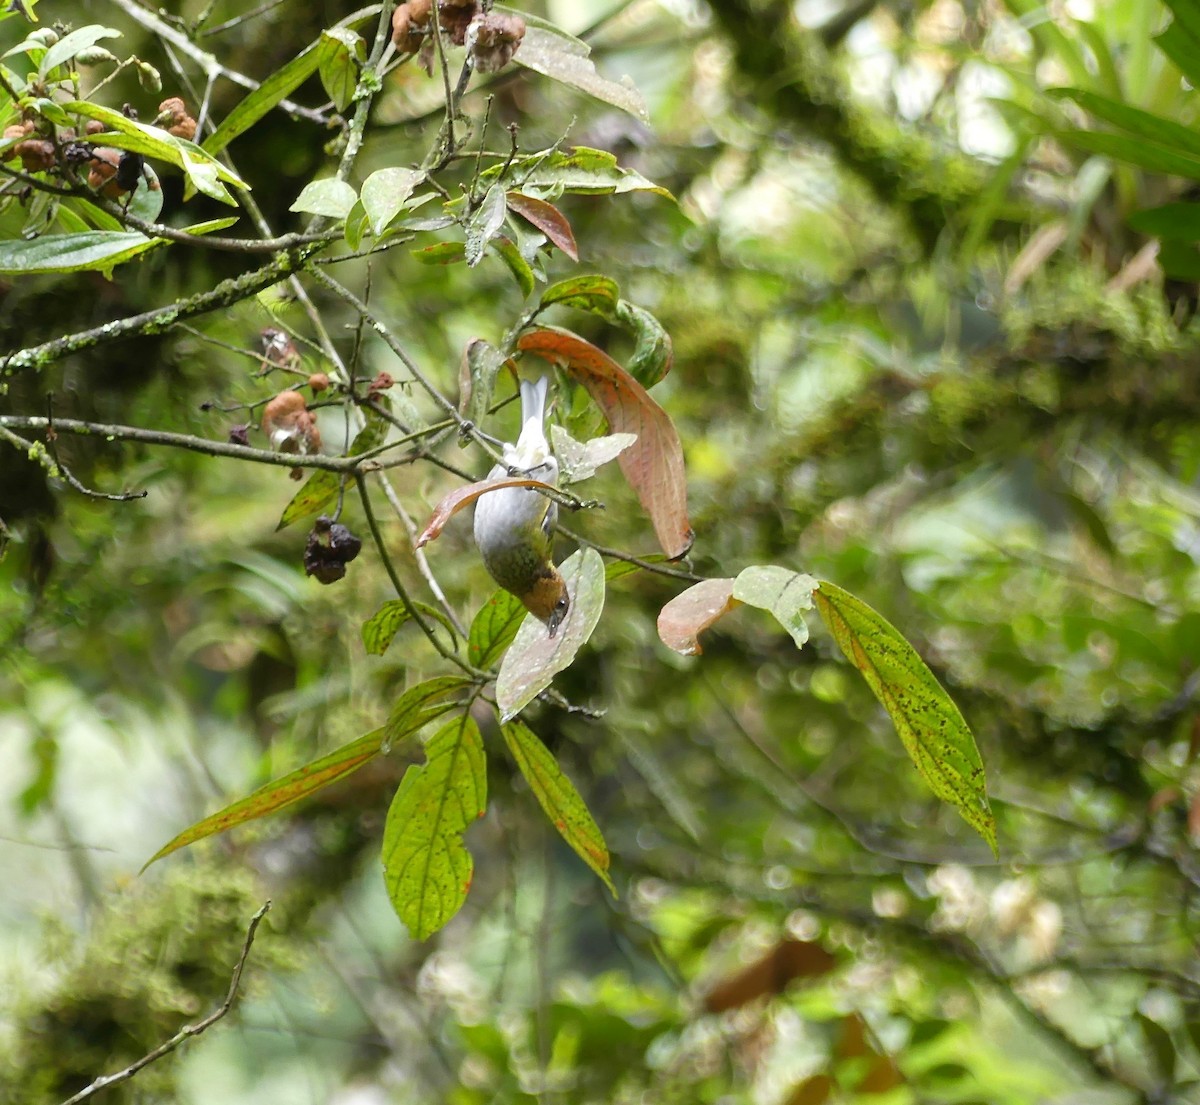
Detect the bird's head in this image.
<box><xmin>522</xmin><ymin>565</ymin><xmax>570</xmax><ymax>637</ymax></box>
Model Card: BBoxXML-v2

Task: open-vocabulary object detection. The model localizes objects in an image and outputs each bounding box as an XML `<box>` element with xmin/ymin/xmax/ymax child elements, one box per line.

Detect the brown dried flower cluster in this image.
<box><xmin>391</xmin><ymin>1</ymin><xmax>525</xmax><ymax>73</ymax></box>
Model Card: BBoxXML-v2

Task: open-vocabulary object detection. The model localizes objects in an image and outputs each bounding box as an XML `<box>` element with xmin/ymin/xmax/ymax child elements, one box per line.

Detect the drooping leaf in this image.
<box><xmin>203</xmin><ymin>39</ymin><xmax>326</xmax><ymax>156</ymax></box>
<box><xmin>318</xmin><ymin>27</ymin><xmax>363</xmax><ymax>112</ymax></box>
<box><xmin>384</xmin><ymin>676</ymin><xmax>472</xmax><ymax>749</ymax></box>
<box><xmin>549</xmin><ymin>425</ymin><xmax>637</xmax><ymax>484</ymax></box>
<box><xmin>276</xmin><ymin>469</ymin><xmax>340</xmax><ymax>530</ymax></box>
<box><xmin>501</xmin><ymin>7</ymin><xmax>648</xmax><ymax>122</ymax></box>
<box><xmin>496</xmin><ymin>547</ymin><xmax>606</xmax><ymax>721</ymax></box>
<box><xmin>458</xmin><ymin>338</ymin><xmax>507</xmax><ymax>427</ymax></box>
<box><xmin>657</xmin><ymin>578</ymin><xmax>736</xmax><ymax>655</ymax></box>
<box><xmin>143</xmin><ymin>727</ymin><xmax>386</xmax><ymax>870</ymax></box>
<box><xmin>465</xmin><ymin>184</ymin><xmax>508</xmax><ymax>267</ymax></box>
<box><xmin>289</xmin><ymin>178</ymin><xmax>358</xmax><ymax>220</ymax></box>
<box><xmin>415</xmin><ymin>476</ymin><xmax>561</xmax><ymax>547</ymax></box>
<box><xmin>612</xmin><ymin>299</ymin><xmax>673</xmax><ymax>387</ymax></box>
<box><xmin>506</xmin><ymin>192</ymin><xmax>579</xmax><ymax>260</ymax></box>
<box><xmin>480</xmin><ymin>146</ymin><xmax>672</xmax><ymax>200</ymax></box>
<box><xmin>732</xmin><ymin>566</ymin><xmax>818</xmax><ymax>650</ymax></box>
<box><xmin>539</xmin><ymin>273</ymin><xmax>619</xmax><ymax>313</ymax></box>
<box><xmin>518</xmin><ymin>326</ymin><xmax>693</xmax><ymax>557</ymax></box>
<box><xmin>382</xmin><ymin>714</ymin><xmax>487</xmax><ymax>940</ymax></box>
<box><xmin>1053</xmin><ymin>129</ymin><xmax>1200</xmax><ymax>181</ymax></box>
<box><xmin>812</xmin><ymin>580</ymin><xmax>996</xmax><ymax>854</ymax></box>
<box><xmin>63</xmin><ymin>100</ymin><xmax>246</xmax><ymax>202</ymax></box>
<box><xmin>361</xmin><ymin>599</ymin><xmax>456</xmax><ymax>655</ymax></box>
<box><xmin>361</xmin><ymin>167</ymin><xmax>424</xmax><ymax>236</ymax></box>
<box><xmin>489</xmin><ymin>235</ymin><xmax>535</xmax><ymax>295</ymax></box>
<box><xmin>502</xmin><ymin>718</ymin><xmax>615</xmax><ymax>894</ymax></box>
<box><xmin>468</xmin><ymin>589</ymin><xmax>527</xmax><ymax>668</ymax></box>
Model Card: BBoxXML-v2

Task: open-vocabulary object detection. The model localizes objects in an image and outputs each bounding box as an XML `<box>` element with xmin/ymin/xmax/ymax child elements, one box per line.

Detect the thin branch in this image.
<box><xmin>198</xmin><ymin>0</ymin><xmax>288</xmax><ymax>38</ymax></box>
<box><xmin>3</xmin><ymin>247</ymin><xmax>321</xmax><ymax>376</ymax></box>
<box><xmin>58</xmin><ymin>901</ymin><xmax>272</xmax><ymax>1105</ymax></box>
<box><xmin>560</xmin><ymin>527</ymin><xmax>704</xmax><ymax>582</ymax></box>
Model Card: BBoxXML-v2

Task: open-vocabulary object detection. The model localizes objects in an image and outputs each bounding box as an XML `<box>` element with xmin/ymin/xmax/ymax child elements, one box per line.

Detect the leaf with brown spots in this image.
<box><xmin>518</xmin><ymin>325</ymin><xmax>692</xmax><ymax>557</ymax></box>
<box><xmin>813</xmin><ymin>580</ymin><xmax>996</xmax><ymax>854</ymax></box>
<box><xmin>381</xmin><ymin>714</ymin><xmax>487</xmax><ymax>940</ymax></box>
<box><xmin>502</xmin><ymin>718</ymin><xmax>615</xmax><ymax>895</ymax></box>
<box><xmin>415</xmin><ymin>476</ymin><xmax>561</xmax><ymax>548</ymax></box>
<box><xmin>143</xmin><ymin>727</ymin><xmax>387</xmax><ymax>870</ymax></box>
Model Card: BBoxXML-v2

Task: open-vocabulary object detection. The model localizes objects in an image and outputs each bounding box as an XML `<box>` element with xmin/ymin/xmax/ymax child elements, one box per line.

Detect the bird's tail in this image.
<box><xmin>514</xmin><ymin>375</ymin><xmax>550</xmax><ymax>460</ymax></box>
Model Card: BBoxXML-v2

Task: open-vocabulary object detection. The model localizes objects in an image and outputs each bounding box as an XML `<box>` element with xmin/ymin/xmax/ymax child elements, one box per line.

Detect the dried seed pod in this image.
<box><xmin>308</xmin><ymin>372</ymin><xmax>331</xmax><ymax>394</ymax></box>
<box><xmin>86</xmin><ymin>147</ymin><xmax>126</xmax><ymax>198</ymax></box>
<box><xmin>367</xmin><ymin>371</ymin><xmax>394</xmax><ymax>396</ymax></box>
<box><xmin>156</xmin><ymin>96</ymin><xmax>197</xmax><ymax>141</ymax></box>
<box><xmin>85</xmin><ymin>119</ymin><xmax>107</xmax><ymax>136</ymax></box>
<box><xmin>303</xmin><ymin>516</ymin><xmax>362</xmax><ymax>584</ymax></box>
<box><xmin>439</xmin><ymin>2</ymin><xmax>479</xmax><ymax>46</ymax></box>
<box><xmin>391</xmin><ymin>0</ymin><xmax>433</xmax><ymax>54</ymax></box>
<box><xmin>468</xmin><ymin>12</ymin><xmax>525</xmax><ymax>73</ymax></box>
<box><xmin>14</xmin><ymin>138</ymin><xmax>56</xmax><ymax>173</ymax></box>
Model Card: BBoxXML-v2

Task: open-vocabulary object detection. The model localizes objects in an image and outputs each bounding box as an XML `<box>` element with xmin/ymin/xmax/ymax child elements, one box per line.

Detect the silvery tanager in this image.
<box><xmin>472</xmin><ymin>375</ymin><xmax>570</xmax><ymax>636</ymax></box>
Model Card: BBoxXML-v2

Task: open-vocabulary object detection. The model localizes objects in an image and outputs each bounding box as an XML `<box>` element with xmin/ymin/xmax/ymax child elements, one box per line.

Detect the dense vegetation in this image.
<box><xmin>4</xmin><ymin>0</ymin><xmax>1200</xmax><ymax>1102</ymax></box>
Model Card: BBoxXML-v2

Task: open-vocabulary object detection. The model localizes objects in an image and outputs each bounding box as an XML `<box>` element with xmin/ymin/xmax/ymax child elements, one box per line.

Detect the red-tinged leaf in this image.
<box><xmin>657</xmin><ymin>578</ymin><xmax>736</xmax><ymax>655</ymax></box>
<box><xmin>496</xmin><ymin>547</ymin><xmax>606</xmax><ymax>721</ymax></box>
<box><xmin>382</xmin><ymin>714</ymin><xmax>487</xmax><ymax>940</ymax></box>
<box><xmin>518</xmin><ymin>326</ymin><xmax>693</xmax><ymax>558</ymax></box>
<box><xmin>415</xmin><ymin>476</ymin><xmax>561</xmax><ymax>547</ymax></box>
<box><xmin>507</xmin><ymin>192</ymin><xmax>579</xmax><ymax>261</ymax></box>
<box><xmin>502</xmin><ymin>718</ymin><xmax>615</xmax><ymax>895</ymax></box>
<box><xmin>143</xmin><ymin>728</ymin><xmax>385</xmax><ymax>870</ymax></box>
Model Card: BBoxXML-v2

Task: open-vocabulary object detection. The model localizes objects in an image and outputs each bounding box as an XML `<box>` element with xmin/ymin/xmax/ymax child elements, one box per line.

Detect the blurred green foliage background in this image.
<box><xmin>4</xmin><ymin>0</ymin><xmax>1200</xmax><ymax>1101</ymax></box>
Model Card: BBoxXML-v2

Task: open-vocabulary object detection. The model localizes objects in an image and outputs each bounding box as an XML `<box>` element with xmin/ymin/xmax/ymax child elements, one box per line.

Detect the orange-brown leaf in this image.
<box><xmin>657</xmin><ymin>578</ymin><xmax>736</xmax><ymax>655</ymax></box>
<box><xmin>416</xmin><ymin>475</ymin><xmax>561</xmax><ymax>548</ymax></box>
<box><xmin>518</xmin><ymin>326</ymin><xmax>693</xmax><ymax>557</ymax></box>
<box><xmin>703</xmin><ymin>938</ymin><xmax>836</xmax><ymax>1013</ymax></box>
<box><xmin>506</xmin><ymin>192</ymin><xmax>579</xmax><ymax>261</ymax></box>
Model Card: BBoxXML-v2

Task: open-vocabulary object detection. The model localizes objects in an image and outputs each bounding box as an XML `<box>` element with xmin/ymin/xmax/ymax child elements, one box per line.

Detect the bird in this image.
<box><xmin>473</xmin><ymin>375</ymin><xmax>570</xmax><ymax>637</ymax></box>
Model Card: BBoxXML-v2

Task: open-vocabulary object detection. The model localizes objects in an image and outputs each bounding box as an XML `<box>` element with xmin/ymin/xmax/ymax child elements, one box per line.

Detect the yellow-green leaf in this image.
<box><xmin>384</xmin><ymin>676</ymin><xmax>471</xmax><ymax>749</ymax></box>
<box><xmin>362</xmin><ymin>599</ymin><xmax>456</xmax><ymax>655</ymax></box>
<box><xmin>142</xmin><ymin>727</ymin><xmax>385</xmax><ymax>870</ymax></box>
<box><xmin>468</xmin><ymin>589</ymin><xmax>526</xmax><ymax>668</ymax></box>
<box><xmin>813</xmin><ymin>580</ymin><xmax>996</xmax><ymax>854</ymax></box>
<box><xmin>502</xmin><ymin>718</ymin><xmax>615</xmax><ymax>895</ymax></box>
<box><xmin>382</xmin><ymin>714</ymin><xmax>487</xmax><ymax>940</ymax></box>
<box><xmin>276</xmin><ymin>468</ymin><xmax>339</xmax><ymax>530</ymax></box>
<box><xmin>733</xmin><ymin>565</ymin><xmax>818</xmax><ymax>649</ymax></box>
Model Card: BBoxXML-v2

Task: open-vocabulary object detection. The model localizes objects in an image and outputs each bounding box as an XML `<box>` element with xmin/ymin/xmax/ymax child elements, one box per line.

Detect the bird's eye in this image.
<box><xmin>556</xmin><ymin>595</ymin><xmax>569</xmax><ymax>611</ymax></box>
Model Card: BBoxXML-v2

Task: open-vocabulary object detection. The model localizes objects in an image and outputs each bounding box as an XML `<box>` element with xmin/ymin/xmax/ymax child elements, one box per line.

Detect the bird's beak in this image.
<box><xmin>547</xmin><ymin>609</ymin><xmax>563</xmax><ymax>638</ymax></box>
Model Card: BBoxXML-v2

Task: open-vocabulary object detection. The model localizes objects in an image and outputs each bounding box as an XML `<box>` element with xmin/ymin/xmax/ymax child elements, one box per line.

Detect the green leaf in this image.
<box><xmin>499</xmin><ymin>6</ymin><xmax>648</xmax><ymax>122</ymax></box>
<box><xmin>1157</xmin><ymin>13</ymin><xmax>1200</xmax><ymax>90</ymax></box>
<box><xmin>480</xmin><ymin>145</ymin><xmax>673</xmax><ymax>200</ymax></box>
<box><xmin>361</xmin><ymin>598</ymin><xmax>456</xmax><ymax>655</ymax></box>
<box><xmin>126</xmin><ymin>163</ymin><xmax>164</xmax><ymax>224</ymax></box>
<box><xmin>203</xmin><ymin>39</ymin><xmax>325</xmax><ymax>157</ymax></box>
<box><xmin>0</xmin><ymin>230</ymin><xmax>163</xmax><ymax>277</ymax></box>
<box><xmin>496</xmin><ymin>547</ymin><xmax>606</xmax><ymax>721</ymax></box>
<box><xmin>40</xmin><ymin>25</ymin><xmax>120</xmax><ymax>76</ymax></box>
<box><xmin>0</xmin><ymin>0</ymin><xmax>40</xmax><ymax>22</ymax></box>
<box><xmin>465</xmin><ymin>184</ymin><xmax>508</xmax><ymax>267</ymax></box>
<box><xmin>1049</xmin><ymin>88</ymin><xmax>1200</xmax><ymax>159</ymax></box>
<box><xmin>613</xmin><ymin>300</ymin><xmax>673</xmax><ymax>387</ymax></box>
<box><xmin>63</xmin><ymin>100</ymin><xmax>246</xmax><ymax>202</ymax></box>
<box><xmin>361</xmin><ymin>167</ymin><xmax>423</xmax><ymax>236</ymax></box>
<box><xmin>382</xmin><ymin>714</ymin><xmax>487</xmax><ymax>940</ymax></box>
<box><xmin>540</xmin><ymin>274</ymin><xmax>620</xmax><ymax>313</ymax></box>
<box><xmin>290</xmin><ymin>178</ymin><xmax>358</xmax><ymax>220</ymax></box>
<box><xmin>143</xmin><ymin>727</ymin><xmax>386</xmax><ymax>870</ymax></box>
<box><xmin>318</xmin><ymin>27</ymin><xmax>363</xmax><ymax>112</ymax></box>
<box><xmin>605</xmin><ymin>553</ymin><xmax>665</xmax><ymax>582</ymax></box>
<box><xmin>502</xmin><ymin>718</ymin><xmax>616</xmax><ymax>895</ymax></box>
<box><xmin>411</xmin><ymin>240</ymin><xmax>466</xmax><ymax>265</ymax></box>
<box><xmin>549</xmin><ymin>425</ymin><xmax>637</xmax><ymax>483</ymax></box>
<box><xmin>732</xmin><ymin>566</ymin><xmax>818</xmax><ymax>649</ymax></box>
<box><xmin>1053</xmin><ymin>129</ymin><xmax>1200</xmax><ymax>181</ymax></box>
<box><xmin>458</xmin><ymin>337</ymin><xmax>505</xmax><ymax>428</ymax></box>
<box><xmin>1128</xmin><ymin>202</ymin><xmax>1200</xmax><ymax>240</ymax></box>
<box><xmin>276</xmin><ymin>468</ymin><xmax>340</xmax><ymax>530</ymax></box>
<box><xmin>468</xmin><ymin>589</ymin><xmax>527</xmax><ymax>668</ymax></box>
<box><xmin>489</xmin><ymin>235</ymin><xmax>535</xmax><ymax>296</ymax></box>
<box><xmin>384</xmin><ymin>676</ymin><xmax>471</xmax><ymax>750</ymax></box>
<box><xmin>812</xmin><ymin>580</ymin><xmax>996</xmax><ymax>854</ymax></box>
